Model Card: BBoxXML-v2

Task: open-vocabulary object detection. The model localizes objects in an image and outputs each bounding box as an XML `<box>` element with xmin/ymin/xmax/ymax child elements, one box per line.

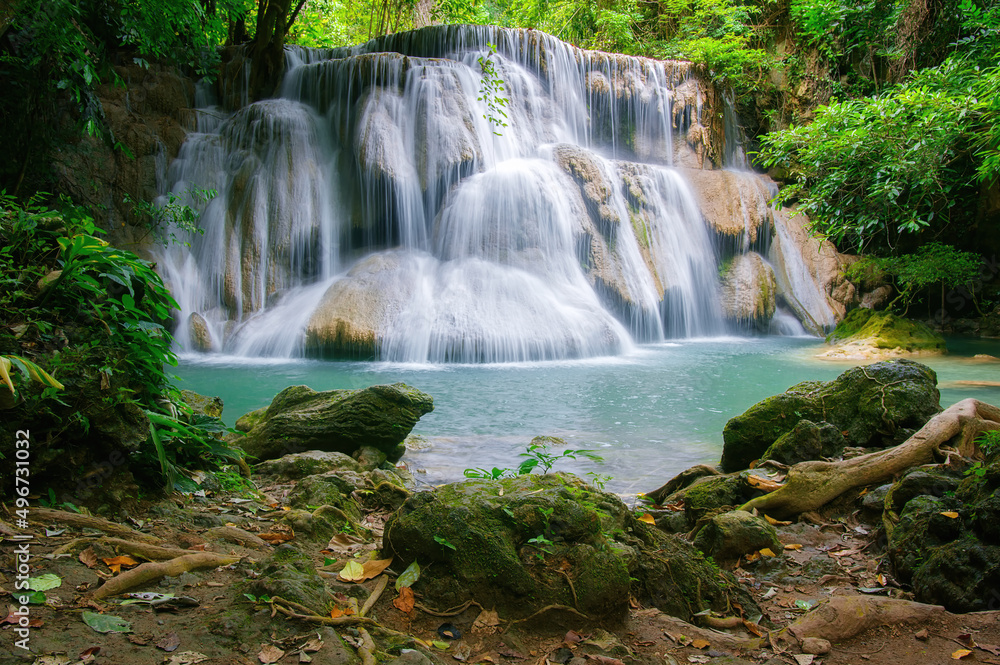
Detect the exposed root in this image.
<box><xmin>414</xmin><ymin>599</ymin><xmax>480</xmax><ymax>617</ymax></box>
<box><xmin>504</xmin><ymin>604</ymin><xmax>590</xmax><ymax>631</ymax></box>
<box><xmin>360</xmin><ymin>575</ymin><xmax>388</xmax><ymax>618</ymax></box>
<box><xmin>53</xmin><ymin>537</ymin><xmax>193</xmax><ymax>560</ymax></box>
<box><xmin>357</xmin><ymin>627</ymin><xmax>377</xmax><ymax>665</ymax></box>
<box><xmin>268</xmin><ymin>596</ymin><xmax>419</xmax><ymax>642</ymax></box>
<box><xmin>89</xmin><ymin>552</ymin><xmax>240</xmax><ymax>600</ymax></box>
<box><xmin>741</xmin><ymin>399</ymin><xmax>1000</xmax><ymax>518</ymax></box>
<box><xmin>28</xmin><ymin>508</ymin><xmax>161</xmax><ymax>544</ymax></box>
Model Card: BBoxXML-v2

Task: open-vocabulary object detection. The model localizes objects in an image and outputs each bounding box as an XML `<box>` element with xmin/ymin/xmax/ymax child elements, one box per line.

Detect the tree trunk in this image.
<box><xmin>248</xmin><ymin>0</ymin><xmax>294</xmax><ymax>101</ymax></box>
<box><xmin>740</xmin><ymin>399</ymin><xmax>1000</xmax><ymax>518</ymax></box>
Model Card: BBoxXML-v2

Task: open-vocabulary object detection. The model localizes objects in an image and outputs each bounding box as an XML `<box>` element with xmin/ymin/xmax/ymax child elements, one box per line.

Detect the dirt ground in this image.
<box><xmin>3</xmin><ymin>476</ymin><xmax>999</xmax><ymax>665</ymax></box>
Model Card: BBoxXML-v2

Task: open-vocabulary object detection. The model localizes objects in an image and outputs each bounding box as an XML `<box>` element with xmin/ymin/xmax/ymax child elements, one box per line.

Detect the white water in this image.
<box><xmin>159</xmin><ymin>25</ymin><xmax>833</xmax><ymax>363</ymax></box>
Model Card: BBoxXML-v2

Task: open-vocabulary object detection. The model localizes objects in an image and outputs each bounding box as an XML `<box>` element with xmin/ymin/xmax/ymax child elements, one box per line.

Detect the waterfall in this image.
<box><xmin>159</xmin><ymin>25</ymin><xmax>834</xmax><ymax>362</ymax></box>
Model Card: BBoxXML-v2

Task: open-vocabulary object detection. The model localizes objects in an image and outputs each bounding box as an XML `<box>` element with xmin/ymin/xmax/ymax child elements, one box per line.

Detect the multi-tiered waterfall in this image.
<box><xmin>160</xmin><ymin>25</ymin><xmax>839</xmax><ymax>363</ymax></box>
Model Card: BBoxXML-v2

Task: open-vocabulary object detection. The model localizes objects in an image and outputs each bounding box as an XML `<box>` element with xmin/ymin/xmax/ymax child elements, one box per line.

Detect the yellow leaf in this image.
<box><xmin>759</xmin><ymin>548</ymin><xmax>776</xmax><ymax>557</ymax></box>
<box><xmin>764</xmin><ymin>514</ymin><xmax>792</xmax><ymax>526</ymax></box>
<box><xmin>0</xmin><ymin>357</ymin><xmax>15</xmax><ymax>394</ymax></box>
<box><xmin>784</xmin><ymin>544</ymin><xmax>803</xmax><ymax>550</ymax></box>
<box><xmin>747</xmin><ymin>475</ymin><xmax>783</xmax><ymax>492</ymax></box>
<box><xmin>941</xmin><ymin>512</ymin><xmax>959</xmax><ymax>519</ymax></box>
<box><xmin>638</xmin><ymin>513</ymin><xmax>655</xmax><ymax>525</ymax></box>
<box><xmin>339</xmin><ymin>560</ymin><xmax>365</xmax><ymax>582</ymax></box>
<box><xmin>691</xmin><ymin>639</ymin><xmax>710</xmax><ymax>649</ymax></box>
<box><xmin>952</xmin><ymin>649</ymin><xmax>973</xmax><ymax>659</ymax></box>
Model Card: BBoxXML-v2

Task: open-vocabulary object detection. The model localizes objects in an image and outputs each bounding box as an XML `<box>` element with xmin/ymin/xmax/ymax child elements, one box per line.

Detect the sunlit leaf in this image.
<box><xmin>395</xmin><ymin>560</ymin><xmax>420</xmax><ymax>590</ymax></box>
<box><xmin>82</xmin><ymin>611</ymin><xmax>132</xmax><ymax>633</ymax></box>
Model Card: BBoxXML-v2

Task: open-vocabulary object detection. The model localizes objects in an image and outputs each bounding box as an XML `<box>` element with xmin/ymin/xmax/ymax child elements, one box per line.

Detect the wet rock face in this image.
<box><xmin>719</xmin><ymin>252</ymin><xmax>777</xmax><ymax>331</ymax></box>
<box><xmin>237</xmin><ymin>382</ymin><xmax>433</xmax><ymax>462</ymax></box>
<box><xmin>720</xmin><ymin>359</ymin><xmax>941</xmax><ymax>472</ymax></box>
<box><xmin>382</xmin><ymin>472</ymin><xmax>757</xmax><ymax>622</ymax></box>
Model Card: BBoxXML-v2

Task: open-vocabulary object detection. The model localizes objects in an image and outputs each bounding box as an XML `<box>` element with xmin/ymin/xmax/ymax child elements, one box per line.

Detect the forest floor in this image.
<box><xmin>3</xmin><ymin>476</ymin><xmax>1000</xmax><ymax>665</ymax></box>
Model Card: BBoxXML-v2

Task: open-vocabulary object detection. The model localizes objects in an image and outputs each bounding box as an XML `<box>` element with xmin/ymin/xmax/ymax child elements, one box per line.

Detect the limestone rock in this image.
<box><xmin>760</xmin><ymin>419</ymin><xmax>845</xmax><ymax>466</ymax></box>
<box><xmin>721</xmin><ymin>359</ymin><xmax>941</xmax><ymax>472</ymax></box>
<box><xmin>693</xmin><ymin>510</ymin><xmax>782</xmax><ymax>561</ymax></box>
<box><xmin>237</xmin><ymin>382</ymin><xmax>433</xmax><ymax>462</ymax></box>
<box><xmin>188</xmin><ymin>312</ymin><xmax>214</xmax><ymax>352</ymax></box>
<box><xmin>821</xmin><ymin>308</ymin><xmax>946</xmax><ymax>360</ymax></box>
<box><xmin>254</xmin><ymin>450</ymin><xmax>365</xmax><ymax>480</ymax></box>
<box><xmin>383</xmin><ymin>473</ymin><xmax>756</xmax><ymax>622</ymax></box>
<box><xmin>719</xmin><ymin>252</ymin><xmax>777</xmax><ymax>331</ymax></box>
<box><xmin>180</xmin><ymin>389</ymin><xmax>224</xmax><ymax>419</ymax></box>
<box><xmin>679</xmin><ymin>168</ymin><xmax>772</xmax><ymax>245</ymax></box>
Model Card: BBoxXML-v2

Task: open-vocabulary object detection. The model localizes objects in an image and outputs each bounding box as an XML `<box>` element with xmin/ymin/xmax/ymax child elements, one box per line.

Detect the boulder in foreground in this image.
<box><xmin>237</xmin><ymin>383</ymin><xmax>433</xmax><ymax>462</ymax></box>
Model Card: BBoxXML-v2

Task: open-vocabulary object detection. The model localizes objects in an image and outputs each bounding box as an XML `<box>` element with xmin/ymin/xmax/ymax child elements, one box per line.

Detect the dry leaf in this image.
<box><xmin>941</xmin><ymin>512</ymin><xmax>960</xmax><ymax>519</ymax></box>
<box><xmin>764</xmin><ymin>515</ymin><xmax>792</xmax><ymax>526</ymax></box>
<box><xmin>792</xmin><ymin>656</ymin><xmax>815</xmax><ymax>665</ymax></box>
<box><xmin>157</xmin><ymin>632</ymin><xmax>182</xmax><ymax>652</ymax></box>
<box><xmin>329</xmin><ymin>605</ymin><xmax>355</xmax><ymax>618</ymax></box>
<box><xmin>393</xmin><ymin>587</ymin><xmax>415</xmax><ymax>613</ymax></box>
<box><xmin>339</xmin><ymin>558</ymin><xmax>392</xmax><ymax>583</ymax></box>
<box><xmin>746</xmin><ymin>475</ymin><xmax>783</xmax><ymax>492</ymax></box>
<box><xmin>472</xmin><ymin>609</ymin><xmax>501</xmax><ymax>635</ymax></box>
<box><xmin>784</xmin><ymin>544</ymin><xmax>803</xmax><ymax>551</ymax></box>
<box><xmin>690</xmin><ymin>639</ymin><xmax>710</xmax><ymax>649</ymax></box>
<box><xmin>79</xmin><ymin>547</ymin><xmax>98</xmax><ymax>568</ymax></box>
<box><xmin>259</xmin><ymin>644</ymin><xmax>285</xmax><ymax>663</ymax></box>
<box><xmin>759</xmin><ymin>548</ymin><xmax>777</xmax><ymax>557</ymax></box>
<box><xmin>258</xmin><ymin>530</ymin><xmax>294</xmax><ymax>544</ymax></box>
<box><xmin>952</xmin><ymin>649</ymin><xmax>973</xmax><ymax>660</ymax></box>
<box><xmin>585</xmin><ymin>655</ymin><xmax>625</xmax><ymax>665</ymax></box>
<box><xmin>638</xmin><ymin>513</ymin><xmax>655</xmax><ymax>525</ymax></box>
<box><xmin>743</xmin><ymin>620</ymin><xmax>764</xmax><ymax>637</ymax></box>
<box><xmin>102</xmin><ymin>555</ymin><xmax>139</xmax><ymax>574</ymax></box>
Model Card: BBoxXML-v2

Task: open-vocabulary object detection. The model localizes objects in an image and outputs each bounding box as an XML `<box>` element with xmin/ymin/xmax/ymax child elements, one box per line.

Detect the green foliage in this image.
<box><xmin>517</xmin><ymin>442</ymin><xmax>603</xmax><ymax>474</ymax></box>
<box><xmin>124</xmin><ymin>187</ymin><xmax>216</xmax><ymax>247</ymax></box>
<box><xmin>477</xmin><ymin>43</ymin><xmax>509</xmax><ymax>136</ymax></box>
<box><xmin>976</xmin><ymin>430</ymin><xmax>1000</xmax><ymax>458</ymax></box>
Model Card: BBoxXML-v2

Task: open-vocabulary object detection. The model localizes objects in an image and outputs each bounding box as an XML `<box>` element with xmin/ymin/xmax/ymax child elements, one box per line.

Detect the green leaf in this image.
<box><xmin>82</xmin><ymin>611</ymin><xmax>132</xmax><ymax>633</ymax></box>
<box><xmin>339</xmin><ymin>560</ymin><xmax>365</xmax><ymax>581</ymax></box>
<box><xmin>395</xmin><ymin>560</ymin><xmax>420</xmax><ymax>590</ymax></box>
<box><xmin>433</xmin><ymin>536</ymin><xmax>457</xmax><ymax>551</ymax></box>
<box><xmin>27</xmin><ymin>573</ymin><xmax>62</xmax><ymax>591</ymax></box>
<box><xmin>432</xmin><ymin>641</ymin><xmax>451</xmax><ymax>650</ymax></box>
<box><xmin>21</xmin><ymin>591</ymin><xmax>47</xmax><ymax>604</ymax></box>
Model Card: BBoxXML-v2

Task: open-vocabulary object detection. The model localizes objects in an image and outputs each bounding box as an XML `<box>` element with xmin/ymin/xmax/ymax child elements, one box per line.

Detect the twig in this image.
<box><xmin>268</xmin><ymin>597</ymin><xmax>418</xmax><ymax>641</ymax></box>
<box><xmin>556</xmin><ymin>569</ymin><xmax>578</xmax><ymax>609</ymax></box>
<box><xmin>360</xmin><ymin>575</ymin><xmax>388</xmax><ymax>618</ymax></box>
<box><xmin>504</xmin><ymin>604</ymin><xmax>589</xmax><ymax>631</ymax></box>
<box><xmin>414</xmin><ymin>599</ymin><xmax>480</xmax><ymax>617</ymax></box>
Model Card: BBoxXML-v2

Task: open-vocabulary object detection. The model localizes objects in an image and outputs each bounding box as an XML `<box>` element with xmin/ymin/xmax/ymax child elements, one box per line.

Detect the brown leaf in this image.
<box><xmin>690</xmin><ymin>639</ymin><xmax>711</xmax><ymax>649</ymax></box>
<box><xmin>952</xmin><ymin>649</ymin><xmax>973</xmax><ymax>660</ymax></box>
<box><xmin>157</xmin><ymin>632</ymin><xmax>182</xmax><ymax>652</ymax></box>
<box><xmin>978</xmin><ymin>644</ymin><xmax>1000</xmax><ymax>656</ymax></box>
<box><xmin>102</xmin><ymin>555</ymin><xmax>139</xmax><ymax>574</ymax></box>
<box><xmin>393</xmin><ymin>587</ymin><xmax>415</xmax><ymax>613</ymax></box>
<box><xmin>638</xmin><ymin>513</ymin><xmax>655</xmax><ymax>525</ymax></box>
<box><xmin>360</xmin><ymin>557</ymin><xmax>393</xmax><ymax>581</ymax></box>
<box><xmin>743</xmin><ymin>620</ymin><xmax>764</xmax><ymax>637</ymax></box>
<box><xmin>258</xmin><ymin>530</ymin><xmax>294</xmax><ymax>545</ymax></box>
<box><xmin>79</xmin><ymin>646</ymin><xmax>101</xmax><ymax>658</ymax></box>
<box><xmin>941</xmin><ymin>512</ymin><xmax>960</xmax><ymax>519</ymax></box>
<box><xmin>79</xmin><ymin>547</ymin><xmax>98</xmax><ymax>569</ymax></box>
<box><xmin>764</xmin><ymin>514</ymin><xmax>792</xmax><ymax>526</ymax></box>
<box><xmin>747</xmin><ymin>475</ymin><xmax>783</xmax><ymax>492</ymax></box>
<box><xmin>258</xmin><ymin>644</ymin><xmax>285</xmax><ymax>663</ymax></box>
<box><xmin>585</xmin><ymin>656</ymin><xmax>624</xmax><ymax>665</ymax></box>
<box><xmin>329</xmin><ymin>605</ymin><xmax>355</xmax><ymax>618</ymax></box>
<box><xmin>472</xmin><ymin>609</ymin><xmax>501</xmax><ymax>635</ymax></box>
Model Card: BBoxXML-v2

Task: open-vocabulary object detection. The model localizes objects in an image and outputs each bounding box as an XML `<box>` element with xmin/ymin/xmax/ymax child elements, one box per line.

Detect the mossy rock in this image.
<box><xmin>383</xmin><ymin>473</ymin><xmax>756</xmax><ymax>622</ymax></box>
<box><xmin>244</xmin><ymin>545</ymin><xmax>335</xmax><ymax>615</ymax></box>
<box><xmin>824</xmin><ymin>309</ymin><xmax>946</xmax><ymax>355</ymax></box>
<box><xmin>238</xmin><ymin>382</ymin><xmax>433</xmax><ymax>462</ymax></box>
<box><xmin>680</xmin><ymin>474</ymin><xmax>750</xmax><ymax>524</ymax></box>
<box><xmin>911</xmin><ymin>534</ymin><xmax>1000</xmax><ymax>612</ymax></box>
<box><xmin>760</xmin><ymin>419</ymin><xmax>845</xmax><ymax>466</ymax></box>
<box><xmin>693</xmin><ymin>510</ymin><xmax>782</xmax><ymax>562</ymax></box>
<box><xmin>235</xmin><ymin>406</ymin><xmax>266</xmax><ymax>433</ymax></box>
<box><xmin>887</xmin><ymin>495</ymin><xmax>966</xmax><ymax>581</ymax></box>
<box><xmin>287</xmin><ymin>471</ymin><xmax>366</xmax><ymax>518</ymax></box>
<box><xmin>180</xmin><ymin>389</ymin><xmax>224</xmax><ymax>419</ymax></box>
<box><xmin>254</xmin><ymin>450</ymin><xmax>365</xmax><ymax>480</ymax></box>
<box><xmin>721</xmin><ymin>359</ymin><xmax>940</xmax><ymax>472</ymax></box>
<box><xmin>884</xmin><ymin>468</ymin><xmax>960</xmax><ymax>516</ymax></box>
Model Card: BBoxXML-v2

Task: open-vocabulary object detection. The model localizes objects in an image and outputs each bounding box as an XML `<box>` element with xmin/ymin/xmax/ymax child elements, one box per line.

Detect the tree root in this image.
<box><xmin>357</xmin><ymin>627</ymin><xmax>377</xmax><ymax>665</ymax></box>
<box><xmin>414</xmin><ymin>599</ymin><xmax>481</xmax><ymax>617</ymax></box>
<box><xmin>54</xmin><ymin>537</ymin><xmax>194</xmax><ymax>560</ymax></box>
<box><xmin>360</xmin><ymin>575</ymin><xmax>388</xmax><ymax>618</ymax></box>
<box><xmin>504</xmin><ymin>604</ymin><xmax>590</xmax><ymax>631</ymax></box>
<box><xmin>89</xmin><ymin>552</ymin><xmax>240</xmax><ymax>600</ymax></box>
<box><xmin>784</xmin><ymin>596</ymin><xmax>945</xmax><ymax>644</ymax></box>
<box><xmin>741</xmin><ymin>399</ymin><xmax>1000</xmax><ymax>518</ymax></box>
<box><xmin>267</xmin><ymin>597</ymin><xmax>419</xmax><ymax>642</ymax></box>
<box><xmin>28</xmin><ymin>508</ymin><xmax>161</xmax><ymax>544</ymax></box>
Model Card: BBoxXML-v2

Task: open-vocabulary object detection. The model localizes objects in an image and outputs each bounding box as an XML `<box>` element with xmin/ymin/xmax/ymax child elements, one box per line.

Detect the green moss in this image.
<box><xmin>827</xmin><ymin>309</ymin><xmax>946</xmax><ymax>352</ymax></box>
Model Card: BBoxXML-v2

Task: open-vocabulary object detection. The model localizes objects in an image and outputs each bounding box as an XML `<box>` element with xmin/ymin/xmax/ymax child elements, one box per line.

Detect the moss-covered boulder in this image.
<box><xmin>820</xmin><ymin>308</ymin><xmax>946</xmax><ymax>360</ymax></box>
<box><xmin>180</xmin><ymin>389</ymin><xmax>224</xmax><ymax>418</ymax></box>
<box><xmin>244</xmin><ymin>545</ymin><xmax>335</xmax><ymax>614</ymax></box>
<box><xmin>383</xmin><ymin>473</ymin><xmax>756</xmax><ymax>622</ymax></box>
<box><xmin>760</xmin><ymin>419</ymin><xmax>844</xmax><ymax>466</ymax></box>
<box><xmin>720</xmin><ymin>359</ymin><xmax>940</xmax><ymax>472</ymax></box>
<box><xmin>238</xmin><ymin>383</ymin><xmax>433</xmax><ymax>462</ymax></box>
<box><xmin>693</xmin><ymin>510</ymin><xmax>782</xmax><ymax>562</ymax></box>
<box><xmin>254</xmin><ymin>450</ymin><xmax>366</xmax><ymax>480</ymax></box>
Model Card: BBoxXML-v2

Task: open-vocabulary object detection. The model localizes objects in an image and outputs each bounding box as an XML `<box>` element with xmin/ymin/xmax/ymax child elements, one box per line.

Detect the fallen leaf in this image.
<box><xmin>102</xmin><ymin>555</ymin><xmax>139</xmax><ymax>574</ymax></box>
<box><xmin>941</xmin><ymin>512</ymin><xmax>960</xmax><ymax>519</ymax></box>
<box><xmin>165</xmin><ymin>652</ymin><xmax>209</xmax><ymax>665</ymax></box>
<box><xmin>157</xmin><ymin>632</ymin><xmax>182</xmax><ymax>652</ymax></box>
<box><xmin>585</xmin><ymin>656</ymin><xmax>625</xmax><ymax>665</ymax></box>
<box><xmin>794</xmin><ymin>599</ymin><xmax>818</xmax><ymax>611</ymax></box>
<box><xmin>329</xmin><ymin>605</ymin><xmax>355</xmax><ymax>618</ymax></box>
<box><xmin>79</xmin><ymin>646</ymin><xmax>101</xmax><ymax>659</ymax></box>
<box><xmin>393</xmin><ymin>587</ymin><xmax>415</xmax><ymax>613</ymax></box>
<box><xmin>952</xmin><ymin>649</ymin><xmax>973</xmax><ymax>660</ymax></box>
<box><xmin>338</xmin><ymin>560</ymin><xmax>365</xmax><ymax>582</ymax></box>
<box><xmin>27</xmin><ymin>573</ymin><xmax>62</xmax><ymax>591</ymax></box>
<box><xmin>564</xmin><ymin>630</ymin><xmax>586</xmax><ymax>644</ymax></box>
<box><xmin>958</xmin><ymin>633</ymin><xmax>977</xmax><ymax>648</ymax></box>
<box><xmin>743</xmin><ymin>620</ymin><xmax>764</xmax><ymax>637</ymax></box>
<box><xmin>360</xmin><ymin>558</ymin><xmax>393</xmax><ymax>580</ymax></box>
<box><xmin>793</xmin><ymin>655</ymin><xmax>815</xmax><ymax>665</ymax></box>
<box><xmin>79</xmin><ymin>547</ymin><xmax>98</xmax><ymax>568</ymax></box>
<box><xmin>259</xmin><ymin>644</ymin><xmax>285</xmax><ymax>663</ymax></box>
<box><xmin>690</xmin><ymin>639</ymin><xmax>710</xmax><ymax>649</ymax></box>
<box><xmin>784</xmin><ymin>544</ymin><xmax>803</xmax><ymax>551</ymax></box>
<box><xmin>638</xmin><ymin>513</ymin><xmax>655</xmax><ymax>525</ymax></box>
<box><xmin>759</xmin><ymin>548</ymin><xmax>777</xmax><ymax>557</ymax></box>
<box><xmin>301</xmin><ymin>637</ymin><xmax>324</xmax><ymax>653</ymax></box>
<box><xmin>81</xmin><ymin>611</ymin><xmax>131</xmax><ymax>634</ymax></box>
<box><xmin>472</xmin><ymin>609</ymin><xmax>501</xmax><ymax>634</ymax></box>
<box><xmin>395</xmin><ymin>560</ymin><xmax>420</xmax><ymax>590</ymax></box>
<box><xmin>258</xmin><ymin>530</ymin><xmax>294</xmax><ymax>545</ymax></box>
<box><xmin>686</xmin><ymin>656</ymin><xmax>709</xmax><ymax>664</ymax></box>
<box><xmin>746</xmin><ymin>474</ymin><xmax>783</xmax><ymax>492</ymax></box>
<box><xmin>978</xmin><ymin>644</ymin><xmax>1000</xmax><ymax>656</ymax></box>
<box><xmin>764</xmin><ymin>514</ymin><xmax>791</xmax><ymax>526</ymax></box>
<box><xmin>432</xmin><ymin>640</ymin><xmax>451</xmax><ymax>651</ymax></box>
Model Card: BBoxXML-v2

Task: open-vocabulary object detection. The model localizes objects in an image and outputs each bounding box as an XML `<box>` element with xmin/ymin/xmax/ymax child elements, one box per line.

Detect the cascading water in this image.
<box><xmin>160</xmin><ymin>25</ymin><xmax>835</xmax><ymax>362</ymax></box>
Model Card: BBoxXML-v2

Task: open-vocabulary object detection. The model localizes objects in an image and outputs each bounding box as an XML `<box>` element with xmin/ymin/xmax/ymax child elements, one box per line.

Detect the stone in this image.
<box><xmin>237</xmin><ymin>382</ymin><xmax>433</xmax><ymax>462</ymax></box>
<box><xmin>180</xmin><ymin>389</ymin><xmax>224</xmax><ymax>419</ymax></box>
<box><xmin>800</xmin><ymin>637</ymin><xmax>831</xmax><ymax>655</ymax></box>
<box><xmin>760</xmin><ymin>420</ymin><xmax>845</xmax><ymax>466</ymax></box>
<box><xmin>692</xmin><ymin>510</ymin><xmax>782</xmax><ymax>562</ymax></box>
<box><xmin>383</xmin><ymin>473</ymin><xmax>756</xmax><ymax>622</ymax></box>
<box><xmin>254</xmin><ymin>450</ymin><xmax>365</xmax><ymax>480</ymax></box>
<box><xmin>286</xmin><ymin>471</ymin><xmax>368</xmax><ymax>515</ymax></box>
<box><xmin>719</xmin><ymin>253</ymin><xmax>777</xmax><ymax>331</ymax></box>
<box><xmin>679</xmin><ymin>168</ymin><xmax>773</xmax><ymax>245</ymax></box>
<box><xmin>721</xmin><ymin>359</ymin><xmax>941</xmax><ymax>472</ymax></box>
<box><xmin>820</xmin><ymin>308</ymin><xmax>946</xmax><ymax>360</ymax></box>
<box><xmin>244</xmin><ymin>545</ymin><xmax>335</xmax><ymax>615</ymax></box>
<box><xmin>188</xmin><ymin>312</ymin><xmax>213</xmax><ymax>352</ymax></box>
<box><xmin>884</xmin><ymin>469</ymin><xmax>961</xmax><ymax>516</ymax></box>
